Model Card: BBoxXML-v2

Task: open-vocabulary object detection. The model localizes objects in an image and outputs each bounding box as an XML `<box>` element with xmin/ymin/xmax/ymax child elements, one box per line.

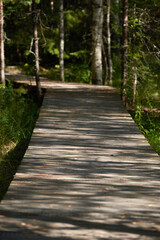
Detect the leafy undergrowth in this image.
<box><xmin>7</xmin><ymin>64</ymin><xmax>92</xmax><ymax>84</ymax></box>
<box><xmin>130</xmin><ymin>107</ymin><xmax>160</xmax><ymax>155</ymax></box>
<box><xmin>65</xmin><ymin>64</ymin><xmax>91</xmax><ymax>84</ymax></box>
<box><xmin>40</xmin><ymin>64</ymin><xmax>91</xmax><ymax>84</ymax></box>
<box><xmin>0</xmin><ymin>82</ymin><xmax>42</xmax><ymax>201</ymax></box>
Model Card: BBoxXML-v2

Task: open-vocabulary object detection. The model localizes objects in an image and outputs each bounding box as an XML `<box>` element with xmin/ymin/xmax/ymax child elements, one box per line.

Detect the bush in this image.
<box><xmin>0</xmin><ymin>82</ymin><xmax>39</xmax><ymax>200</ymax></box>
<box><xmin>0</xmin><ymin>82</ymin><xmax>39</xmax><ymax>156</ymax></box>
<box><xmin>131</xmin><ymin>106</ymin><xmax>160</xmax><ymax>155</ymax></box>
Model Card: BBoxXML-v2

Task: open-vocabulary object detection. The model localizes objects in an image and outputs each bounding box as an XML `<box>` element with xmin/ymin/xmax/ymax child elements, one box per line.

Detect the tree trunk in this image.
<box><xmin>133</xmin><ymin>66</ymin><xmax>137</xmax><ymax>106</ymax></box>
<box><xmin>121</xmin><ymin>0</ymin><xmax>128</xmax><ymax>103</ymax></box>
<box><xmin>107</xmin><ymin>0</ymin><xmax>113</xmax><ymax>85</ymax></box>
<box><xmin>59</xmin><ymin>0</ymin><xmax>65</xmax><ymax>82</ymax></box>
<box><xmin>32</xmin><ymin>0</ymin><xmax>41</xmax><ymax>98</ymax></box>
<box><xmin>115</xmin><ymin>0</ymin><xmax>120</xmax><ymax>58</ymax></box>
<box><xmin>92</xmin><ymin>0</ymin><xmax>103</xmax><ymax>85</ymax></box>
<box><xmin>0</xmin><ymin>0</ymin><xmax>5</xmax><ymax>87</ymax></box>
<box><xmin>102</xmin><ymin>39</ymin><xmax>108</xmax><ymax>85</ymax></box>
<box><xmin>132</xmin><ymin>4</ymin><xmax>137</xmax><ymax>107</ymax></box>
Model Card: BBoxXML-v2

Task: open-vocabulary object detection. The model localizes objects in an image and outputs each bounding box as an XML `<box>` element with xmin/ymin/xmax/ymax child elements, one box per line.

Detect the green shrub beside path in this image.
<box><xmin>0</xmin><ymin>83</ymin><xmax>40</xmax><ymax>200</ymax></box>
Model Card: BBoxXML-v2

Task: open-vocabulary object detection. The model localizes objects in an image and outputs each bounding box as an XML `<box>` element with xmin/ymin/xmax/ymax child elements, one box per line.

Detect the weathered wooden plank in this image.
<box><xmin>0</xmin><ymin>82</ymin><xmax>159</xmax><ymax>239</ymax></box>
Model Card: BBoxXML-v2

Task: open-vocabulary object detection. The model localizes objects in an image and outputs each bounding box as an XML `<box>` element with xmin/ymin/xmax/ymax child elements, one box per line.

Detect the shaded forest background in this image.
<box><xmin>2</xmin><ymin>0</ymin><xmax>159</xmax><ymax>107</ymax></box>
<box><xmin>0</xmin><ymin>2</ymin><xmax>154</xmax><ymax>98</ymax></box>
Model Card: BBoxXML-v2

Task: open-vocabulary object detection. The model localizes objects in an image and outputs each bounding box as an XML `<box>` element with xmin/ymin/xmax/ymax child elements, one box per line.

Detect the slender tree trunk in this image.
<box><xmin>132</xmin><ymin>4</ymin><xmax>137</xmax><ymax>107</ymax></box>
<box><xmin>59</xmin><ymin>0</ymin><xmax>65</xmax><ymax>82</ymax></box>
<box><xmin>102</xmin><ymin>39</ymin><xmax>108</xmax><ymax>85</ymax></box>
<box><xmin>121</xmin><ymin>0</ymin><xmax>128</xmax><ymax>103</ymax></box>
<box><xmin>32</xmin><ymin>0</ymin><xmax>41</xmax><ymax>98</ymax></box>
<box><xmin>107</xmin><ymin>0</ymin><xmax>113</xmax><ymax>85</ymax></box>
<box><xmin>133</xmin><ymin>66</ymin><xmax>137</xmax><ymax>106</ymax></box>
<box><xmin>92</xmin><ymin>0</ymin><xmax>103</xmax><ymax>85</ymax></box>
<box><xmin>115</xmin><ymin>0</ymin><xmax>120</xmax><ymax>58</ymax></box>
<box><xmin>0</xmin><ymin>0</ymin><xmax>5</xmax><ymax>87</ymax></box>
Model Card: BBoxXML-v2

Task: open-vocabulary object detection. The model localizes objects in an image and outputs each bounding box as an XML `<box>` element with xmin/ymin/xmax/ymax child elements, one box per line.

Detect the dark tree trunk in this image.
<box><xmin>121</xmin><ymin>0</ymin><xmax>128</xmax><ymax>103</ymax></box>
<box><xmin>102</xmin><ymin>39</ymin><xmax>108</xmax><ymax>85</ymax></box>
<box><xmin>32</xmin><ymin>0</ymin><xmax>41</xmax><ymax>98</ymax></box>
<box><xmin>0</xmin><ymin>0</ymin><xmax>5</xmax><ymax>87</ymax></box>
<box><xmin>132</xmin><ymin>4</ymin><xmax>137</xmax><ymax>107</ymax></box>
<box><xmin>107</xmin><ymin>0</ymin><xmax>113</xmax><ymax>85</ymax></box>
<box><xmin>59</xmin><ymin>0</ymin><xmax>65</xmax><ymax>82</ymax></box>
<box><xmin>115</xmin><ymin>0</ymin><xmax>121</xmax><ymax>58</ymax></box>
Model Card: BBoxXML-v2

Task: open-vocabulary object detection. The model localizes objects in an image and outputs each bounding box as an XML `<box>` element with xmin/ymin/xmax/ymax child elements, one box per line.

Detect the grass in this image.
<box><xmin>0</xmin><ymin>82</ymin><xmax>42</xmax><ymax>201</ymax></box>
<box><xmin>112</xmin><ymin>65</ymin><xmax>160</xmax><ymax>156</ymax></box>
<box><xmin>130</xmin><ymin>108</ymin><xmax>160</xmax><ymax>155</ymax></box>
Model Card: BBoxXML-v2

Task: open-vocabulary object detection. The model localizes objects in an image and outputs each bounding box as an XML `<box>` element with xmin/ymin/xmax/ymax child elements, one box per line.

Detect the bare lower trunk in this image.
<box><xmin>59</xmin><ymin>0</ymin><xmax>65</xmax><ymax>82</ymax></box>
<box><xmin>0</xmin><ymin>0</ymin><xmax>5</xmax><ymax>87</ymax></box>
<box><xmin>115</xmin><ymin>0</ymin><xmax>120</xmax><ymax>58</ymax></box>
<box><xmin>132</xmin><ymin>5</ymin><xmax>137</xmax><ymax>107</ymax></box>
<box><xmin>92</xmin><ymin>0</ymin><xmax>103</xmax><ymax>85</ymax></box>
<box><xmin>102</xmin><ymin>40</ymin><xmax>108</xmax><ymax>85</ymax></box>
<box><xmin>107</xmin><ymin>0</ymin><xmax>113</xmax><ymax>85</ymax></box>
<box><xmin>32</xmin><ymin>0</ymin><xmax>41</xmax><ymax>98</ymax></box>
<box><xmin>121</xmin><ymin>0</ymin><xmax>128</xmax><ymax>103</ymax></box>
<box><xmin>133</xmin><ymin>66</ymin><xmax>137</xmax><ymax>106</ymax></box>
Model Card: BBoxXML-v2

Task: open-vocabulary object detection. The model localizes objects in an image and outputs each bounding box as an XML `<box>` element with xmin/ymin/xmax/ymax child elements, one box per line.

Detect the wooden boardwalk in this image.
<box><xmin>0</xmin><ymin>81</ymin><xmax>160</xmax><ymax>239</ymax></box>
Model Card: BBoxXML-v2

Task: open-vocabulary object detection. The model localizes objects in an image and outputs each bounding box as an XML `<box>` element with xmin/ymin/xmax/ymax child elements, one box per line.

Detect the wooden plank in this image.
<box><xmin>0</xmin><ymin>83</ymin><xmax>160</xmax><ymax>239</ymax></box>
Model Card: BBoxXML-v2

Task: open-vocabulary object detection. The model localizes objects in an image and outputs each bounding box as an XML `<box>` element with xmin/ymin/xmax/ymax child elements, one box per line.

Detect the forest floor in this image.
<box><xmin>0</xmin><ymin>78</ymin><xmax>160</xmax><ymax>239</ymax></box>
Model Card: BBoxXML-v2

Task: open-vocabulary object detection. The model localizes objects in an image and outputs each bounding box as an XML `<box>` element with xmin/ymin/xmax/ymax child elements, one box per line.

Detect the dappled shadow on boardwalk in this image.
<box><xmin>0</xmin><ymin>85</ymin><xmax>160</xmax><ymax>239</ymax></box>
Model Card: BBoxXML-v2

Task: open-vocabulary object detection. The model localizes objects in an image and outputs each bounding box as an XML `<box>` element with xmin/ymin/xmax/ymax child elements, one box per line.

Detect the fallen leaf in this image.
<box><xmin>21</xmin><ymin>222</ymin><xmax>26</xmax><ymax>226</ymax></box>
<box><xmin>132</xmin><ymin>222</ymin><xmax>137</xmax><ymax>225</ymax></box>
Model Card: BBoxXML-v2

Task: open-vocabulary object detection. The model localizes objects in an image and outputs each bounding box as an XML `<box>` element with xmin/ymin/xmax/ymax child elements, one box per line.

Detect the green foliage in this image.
<box><xmin>70</xmin><ymin>50</ymin><xmax>90</xmax><ymax>63</ymax></box>
<box><xmin>44</xmin><ymin>37</ymin><xmax>59</xmax><ymax>56</ymax></box>
<box><xmin>65</xmin><ymin>64</ymin><xmax>91</xmax><ymax>84</ymax></box>
<box><xmin>112</xmin><ymin>54</ymin><xmax>122</xmax><ymax>92</ymax></box>
<box><xmin>0</xmin><ymin>83</ymin><xmax>38</xmax><ymax>156</ymax></box>
<box><xmin>0</xmin><ymin>83</ymin><xmax>39</xmax><ymax>200</ymax></box>
<box><xmin>131</xmin><ymin>105</ymin><xmax>160</xmax><ymax>155</ymax></box>
<box><xmin>40</xmin><ymin>67</ymin><xmax>60</xmax><ymax>80</ymax></box>
<box><xmin>40</xmin><ymin>64</ymin><xmax>91</xmax><ymax>84</ymax></box>
<box><xmin>21</xmin><ymin>63</ymin><xmax>35</xmax><ymax>75</ymax></box>
<box><xmin>134</xmin><ymin>106</ymin><xmax>146</xmax><ymax>134</ymax></box>
<box><xmin>65</xmin><ymin>9</ymin><xmax>86</xmax><ymax>29</ymax></box>
<box><xmin>114</xmin><ymin>3</ymin><xmax>160</xmax><ymax>110</ymax></box>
